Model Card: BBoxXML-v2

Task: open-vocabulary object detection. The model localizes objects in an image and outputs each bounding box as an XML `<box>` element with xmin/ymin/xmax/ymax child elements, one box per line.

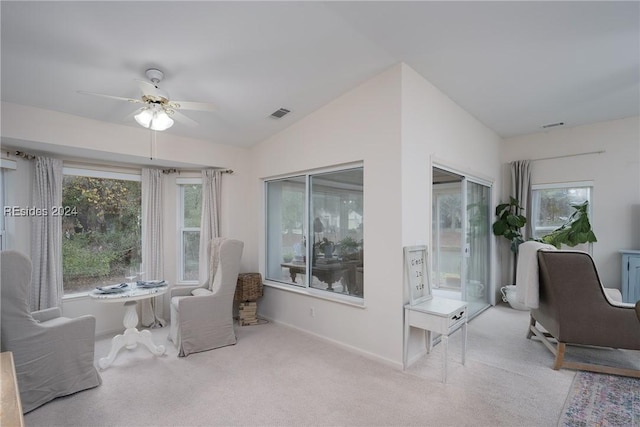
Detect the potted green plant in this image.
<box><xmin>493</xmin><ymin>196</ymin><xmax>527</xmax><ymax>287</ymax></box>
<box><xmin>492</xmin><ymin>196</ymin><xmax>527</xmax><ymax>254</ymax></box>
<box><xmin>338</xmin><ymin>236</ymin><xmax>360</xmax><ymax>258</ymax></box>
<box><xmin>539</xmin><ymin>201</ymin><xmax>597</xmax><ymax>248</ymax></box>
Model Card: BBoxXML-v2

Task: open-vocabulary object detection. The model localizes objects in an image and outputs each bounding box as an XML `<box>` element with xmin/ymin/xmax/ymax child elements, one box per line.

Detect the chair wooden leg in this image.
<box><xmin>526</xmin><ymin>315</ymin><xmax>536</xmax><ymax>339</ymax></box>
<box><xmin>530</xmin><ymin>324</ymin><xmax>640</xmax><ymax>378</ymax></box>
<box><xmin>553</xmin><ymin>342</ymin><xmax>565</xmax><ymax>370</ymax></box>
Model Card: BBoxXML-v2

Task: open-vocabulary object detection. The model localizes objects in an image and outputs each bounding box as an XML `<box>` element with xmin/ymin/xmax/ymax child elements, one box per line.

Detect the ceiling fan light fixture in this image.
<box><xmin>149</xmin><ymin>111</ymin><xmax>174</xmax><ymax>131</ymax></box>
<box><xmin>134</xmin><ymin>106</ymin><xmax>174</xmax><ymax>131</ymax></box>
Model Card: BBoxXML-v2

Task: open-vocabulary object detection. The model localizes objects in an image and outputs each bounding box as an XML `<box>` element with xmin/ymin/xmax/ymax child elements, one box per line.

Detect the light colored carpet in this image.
<box><xmin>23</xmin><ymin>304</ymin><xmax>638</xmax><ymax>426</ymax></box>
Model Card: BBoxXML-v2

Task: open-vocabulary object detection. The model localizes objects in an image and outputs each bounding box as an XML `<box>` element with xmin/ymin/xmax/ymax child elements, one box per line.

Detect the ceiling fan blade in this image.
<box><xmin>169</xmin><ymin>110</ymin><xmax>199</xmax><ymax>127</ymax></box>
<box><xmin>77</xmin><ymin>90</ymin><xmax>142</xmax><ymax>104</ymax></box>
<box><xmin>123</xmin><ymin>106</ymin><xmax>145</xmax><ymax>123</ymax></box>
<box><xmin>170</xmin><ymin>100</ymin><xmax>216</xmax><ymax>112</ymax></box>
<box><xmin>135</xmin><ymin>79</ymin><xmax>164</xmax><ymax>99</ymax></box>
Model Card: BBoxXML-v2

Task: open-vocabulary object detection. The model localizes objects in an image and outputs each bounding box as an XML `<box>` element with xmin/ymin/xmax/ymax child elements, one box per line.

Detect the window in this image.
<box><xmin>62</xmin><ymin>168</ymin><xmax>141</xmax><ymax>294</ymax></box>
<box><xmin>432</xmin><ymin>182</ymin><xmax>462</xmax><ymax>289</ymax></box>
<box><xmin>531</xmin><ymin>181</ymin><xmax>593</xmax><ymax>240</ymax></box>
<box><xmin>177</xmin><ymin>179</ymin><xmax>202</xmax><ymax>282</ymax></box>
<box><xmin>265</xmin><ymin>166</ymin><xmax>364</xmax><ymax>299</ymax></box>
<box><xmin>0</xmin><ymin>168</ymin><xmax>4</xmax><ymax>250</ymax></box>
<box><xmin>0</xmin><ymin>159</ymin><xmax>16</xmax><ymax>250</ymax></box>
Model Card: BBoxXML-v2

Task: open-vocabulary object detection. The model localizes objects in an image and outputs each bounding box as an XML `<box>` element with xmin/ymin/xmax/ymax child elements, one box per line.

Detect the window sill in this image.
<box><xmin>62</xmin><ymin>291</ymin><xmax>91</xmax><ymax>301</ymax></box>
<box><xmin>263</xmin><ymin>279</ymin><xmax>365</xmax><ymax>308</ymax></box>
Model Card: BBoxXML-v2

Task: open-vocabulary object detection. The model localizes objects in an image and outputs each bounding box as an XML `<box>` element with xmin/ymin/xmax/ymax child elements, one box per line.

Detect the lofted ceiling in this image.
<box><xmin>1</xmin><ymin>1</ymin><xmax>638</xmax><ymax>149</ymax></box>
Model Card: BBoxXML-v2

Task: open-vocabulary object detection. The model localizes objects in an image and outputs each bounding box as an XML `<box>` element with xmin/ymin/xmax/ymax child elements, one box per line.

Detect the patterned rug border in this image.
<box><xmin>558</xmin><ymin>371</ymin><xmax>640</xmax><ymax>426</ymax></box>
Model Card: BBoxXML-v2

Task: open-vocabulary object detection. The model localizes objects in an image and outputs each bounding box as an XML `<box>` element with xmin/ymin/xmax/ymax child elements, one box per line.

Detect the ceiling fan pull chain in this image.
<box><xmin>149</xmin><ymin>129</ymin><xmax>156</xmax><ymax>160</ymax></box>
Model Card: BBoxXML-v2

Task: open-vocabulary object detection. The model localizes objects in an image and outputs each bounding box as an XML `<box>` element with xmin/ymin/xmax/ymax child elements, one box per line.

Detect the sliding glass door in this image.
<box><xmin>432</xmin><ymin>167</ymin><xmax>491</xmax><ymax>318</ymax></box>
<box><xmin>464</xmin><ymin>179</ymin><xmax>491</xmax><ymax>316</ymax></box>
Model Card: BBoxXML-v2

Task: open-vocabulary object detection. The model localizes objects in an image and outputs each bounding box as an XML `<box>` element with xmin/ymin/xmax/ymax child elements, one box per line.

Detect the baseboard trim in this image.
<box><xmin>258</xmin><ymin>314</ymin><xmax>403</xmax><ymax>370</ymax></box>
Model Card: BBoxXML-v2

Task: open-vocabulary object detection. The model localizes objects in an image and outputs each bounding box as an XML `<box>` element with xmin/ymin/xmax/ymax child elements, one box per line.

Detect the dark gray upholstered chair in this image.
<box><xmin>0</xmin><ymin>250</ymin><xmax>101</xmax><ymax>413</ymax></box>
<box><xmin>527</xmin><ymin>250</ymin><xmax>640</xmax><ymax>378</ymax></box>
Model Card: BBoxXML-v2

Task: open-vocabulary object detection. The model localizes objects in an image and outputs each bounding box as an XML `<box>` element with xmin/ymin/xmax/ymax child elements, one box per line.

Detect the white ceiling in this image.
<box><xmin>2</xmin><ymin>1</ymin><xmax>638</xmax><ymax>149</ymax></box>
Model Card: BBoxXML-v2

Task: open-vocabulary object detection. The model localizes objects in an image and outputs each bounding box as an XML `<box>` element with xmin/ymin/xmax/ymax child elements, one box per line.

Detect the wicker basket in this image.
<box><xmin>234</xmin><ymin>273</ymin><xmax>263</xmax><ymax>302</ymax></box>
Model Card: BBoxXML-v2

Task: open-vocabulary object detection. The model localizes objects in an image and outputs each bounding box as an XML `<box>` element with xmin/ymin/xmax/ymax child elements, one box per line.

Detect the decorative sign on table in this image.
<box><xmin>404</xmin><ymin>245</ymin><xmax>432</xmax><ymax>305</ymax></box>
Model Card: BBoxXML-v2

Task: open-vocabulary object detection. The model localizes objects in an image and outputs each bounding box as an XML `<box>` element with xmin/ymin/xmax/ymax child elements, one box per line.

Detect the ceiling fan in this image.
<box><xmin>78</xmin><ymin>68</ymin><xmax>216</xmax><ymax>131</ymax></box>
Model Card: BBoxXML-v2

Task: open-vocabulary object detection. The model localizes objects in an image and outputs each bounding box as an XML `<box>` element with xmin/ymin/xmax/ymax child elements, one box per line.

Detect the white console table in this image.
<box><xmin>403</xmin><ymin>297</ymin><xmax>468</xmax><ymax>383</ymax></box>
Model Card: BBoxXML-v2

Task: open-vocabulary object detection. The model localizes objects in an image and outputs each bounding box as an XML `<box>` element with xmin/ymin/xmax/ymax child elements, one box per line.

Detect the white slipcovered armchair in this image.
<box><xmin>0</xmin><ymin>250</ymin><xmax>102</xmax><ymax>413</ymax></box>
<box><xmin>169</xmin><ymin>238</ymin><xmax>244</xmax><ymax>357</ymax></box>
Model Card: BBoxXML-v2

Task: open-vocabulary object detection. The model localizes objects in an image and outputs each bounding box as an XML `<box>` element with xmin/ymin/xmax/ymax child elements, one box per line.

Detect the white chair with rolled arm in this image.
<box><xmin>0</xmin><ymin>250</ymin><xmax>101</xmax><ymax>413</ymax></box>
<box><xmin>169</xmin><ymin>238</ymin><xmax>244</xmax><ymax>357</ymax></box>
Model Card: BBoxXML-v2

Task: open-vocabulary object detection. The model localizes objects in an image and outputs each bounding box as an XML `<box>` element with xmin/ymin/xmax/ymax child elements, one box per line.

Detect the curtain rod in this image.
<box><xmin>13</xmin><ymin>150</ymin><xmax>36</xmax><ymax>160</ymax></box>
<box><xmin>8</xmin><ymin>151</ymin><xmax>234</xmax><ymax>175</ymax></box>
<box><xmin>528</xmin><ymin>150</ymin><xmax>605</xmax><ymax>162</ymax></box>
<box><xmin>162</xmin><ymin>168</ymin><xmax>233</xmax><ymax>174</ymax></box>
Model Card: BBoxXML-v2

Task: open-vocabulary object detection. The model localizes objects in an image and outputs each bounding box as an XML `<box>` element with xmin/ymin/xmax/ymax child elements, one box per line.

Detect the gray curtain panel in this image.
<box><xmin>30</xmin><ymin>156</ymin><xmax>63</xmax><ymax>311</ymax></box>
<box><xmin>141</xmin><ymin>168</ymin><xmax>165</xmax><ymax>327</ymax></box>
<box><xmin>510</xmin><ymin>160</ymin><xmax>531</xmax><ymax>283</ymax></box>
<box><xmin>510</xmin><ymin>160</ymin><xmax>532</xmax><ymax>239</ymax></box>
<box><xmin>198</xmin><ymin>169</ymin><xmax>222</xmax><ymax>284</ymax></box>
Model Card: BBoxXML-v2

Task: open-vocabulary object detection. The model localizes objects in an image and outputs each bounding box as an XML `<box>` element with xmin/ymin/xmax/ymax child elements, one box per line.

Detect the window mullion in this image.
<box><xmin>305</xmin><ymin>173</ymin><xmax>311</xmax><ymax>289</ymax></box>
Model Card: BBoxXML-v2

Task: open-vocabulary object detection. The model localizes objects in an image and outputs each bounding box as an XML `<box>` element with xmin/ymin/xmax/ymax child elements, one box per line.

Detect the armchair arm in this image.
<box><xmin>170</xmin><ymin>285</ymin><xmax>203</xmax><ymax>298</ymax></box>
<box><xmin>37</xmin><ymin>314</ymin><xmax>98</xmax><ymax>361</ymax></box>
<box><xmin>176</xmin><ymin>293</ymin><xmax>231</xmax><ymax>323</ymax></box>
<box><xmin>603</xmin><ymin>287</ymin><xmax>623</xmax><ymax>303</ymax></box>
<box><xmin>32</xmin><ymin>307</ymin><xmax>62</xmax><ymax>323</ymax></box>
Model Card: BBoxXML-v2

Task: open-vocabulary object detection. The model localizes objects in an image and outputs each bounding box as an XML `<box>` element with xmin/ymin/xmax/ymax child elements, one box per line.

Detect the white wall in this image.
<box><xmin>400</xmin><ymin>64</ymin><xmax>502</xmax><ymax>362</ymax></box>
<box><xmin>502</xmin><ymin>116</ymin><xmax>640</xmax><ymax>288</ymax></box>
<box><xmin>400</xmin><ymin>64</ymin><xmax>502</xmax><ymax>262</ymax></box>
<box><xmin>1</xmin><ymin>102</ymin><xmax>256</xmax><ymax>335</ymax></box>
<box><xmin>250</xmin><ymin>64</ymin><xmax>404</xmax><ymax>366</ymax></box>
<box><xmin>250</xmin><ymin>64</ymin><xmax>503</xmax><ymax>367</ymax></box>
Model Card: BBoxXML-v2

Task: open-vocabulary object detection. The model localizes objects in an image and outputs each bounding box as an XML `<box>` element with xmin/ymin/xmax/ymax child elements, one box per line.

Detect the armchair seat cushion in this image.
<box><xmin>191</xmin><ymin>288</ymin><xmax>213</xmax><ymax>296</ymax></box>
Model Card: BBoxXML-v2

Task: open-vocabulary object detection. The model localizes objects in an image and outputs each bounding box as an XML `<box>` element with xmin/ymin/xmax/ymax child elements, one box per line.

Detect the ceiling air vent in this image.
<box><xmin>542</xmin><ymin>121</ymin><xmax>565</xmax><ymax>129</ymax></box>
<box><xmin>270</xmin><ymin>108</ymin><xmax>291</xmax><ymax>119</ymax></box>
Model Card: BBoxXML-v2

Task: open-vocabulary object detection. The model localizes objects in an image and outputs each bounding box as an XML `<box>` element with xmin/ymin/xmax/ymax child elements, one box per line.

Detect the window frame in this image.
<box><xmin>263</xmin><ymin>163</ymin><xmax>365</xmax><ymax>306</ymax></box>
<box><xmin>0</xmin><ymin>159</ymin><xmax>17</xmax><ymax>250</ymax></box>
<box><xmin>61</xmin><ymin>166</ymin><xmax>142</xmax><ymax>297</ymax></box>
<box><xmin>176</xmin><ymin>177</ymin><xmax>202</xmax><ymax>284</ymax></box>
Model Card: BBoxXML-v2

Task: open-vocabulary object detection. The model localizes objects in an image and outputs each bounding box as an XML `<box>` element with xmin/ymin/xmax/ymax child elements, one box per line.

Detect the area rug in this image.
<box><xmin>558</xmin><ymin>371</ymin><xmax>640</xmax><ymax>426</ymax></box>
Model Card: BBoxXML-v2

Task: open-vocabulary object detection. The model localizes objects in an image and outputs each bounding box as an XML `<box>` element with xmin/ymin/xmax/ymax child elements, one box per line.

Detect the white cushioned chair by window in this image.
<box><xmin>169</xmin><ymin>238</ymin><xmax>244</xmax><ymax>357</ymax></box>
<box><xmin>0</xmin><ymin>250</ymin><xmax>102</xmax><ymax>413</ymax></box>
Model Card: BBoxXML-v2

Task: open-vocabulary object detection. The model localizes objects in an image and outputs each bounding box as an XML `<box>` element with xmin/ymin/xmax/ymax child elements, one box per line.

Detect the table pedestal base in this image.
<box><xmin>99</xmin><ymin>300</ymin><xmax>166</xmax><ymax>369</ymax></box>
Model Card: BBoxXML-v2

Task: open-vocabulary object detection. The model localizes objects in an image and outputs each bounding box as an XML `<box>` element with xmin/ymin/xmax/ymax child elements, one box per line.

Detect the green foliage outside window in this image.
<box><xmin>62</xmin><ymin>175</ymin><xmax>141</xmax><ymax>293</ymax></box>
